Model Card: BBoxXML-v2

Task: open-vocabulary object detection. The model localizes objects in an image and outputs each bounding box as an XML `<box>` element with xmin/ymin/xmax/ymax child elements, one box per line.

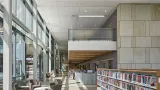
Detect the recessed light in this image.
<box><xmin>85</xmin><ymin>10</ymin><xmax>87</xmax><ymax>12</ymax></box>
<box><xmin>95</xmin><ymin>25</ymin><xmax>96</xmax><ymax>27</ymax></box>
<box><xmin>79</xmin><ymin>15</ymin><xmax>105</xmax><ymax>17</ymax></box>
<box><xmin>105</xmin><ymin>10</ymin><xmax>107</xmax><ymax>12</ymax></box>
<box><xmin>81</xmin><ymin>25</ymin><xmax>82</xmax><ymax>27</ymax></box>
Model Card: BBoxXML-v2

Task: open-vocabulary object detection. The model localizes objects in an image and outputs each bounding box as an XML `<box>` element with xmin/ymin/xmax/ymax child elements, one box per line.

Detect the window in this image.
<box><xmin>15</xmin><ymin>33</ymin><xmax>25</xmax><ymax>80</ymax></box>
<box><xmin>12</xmin><ymin>0</ymin><xmax>16</xmax><ymax>14</ymax></box>
<box><xmin>16</xmin><ymin>0</ymin><xmax>26</xmax><ymax>24</ymax></box>
<box><xmin>26</xmin><ymin>8</ymin><xmax>33</xmax><ymax>31</ymax></box>
<box><xmin>38</xmin><ymin>24</ymin><xmax>42</xmax><ymax>40</ymax></box>
<box><xmin>25</xmin><ymin>37</ymin><xmax>34</xmax><ymax>79</ymax></box>
<box><xmin>42</xmin><ymin>30</ymin><xmax>45</xmax><ymax>44</ymax></box>
<box><xmin>46</xmin><ymin>35</ymin><xmax>49</xmax><ymax>46</ymax></box>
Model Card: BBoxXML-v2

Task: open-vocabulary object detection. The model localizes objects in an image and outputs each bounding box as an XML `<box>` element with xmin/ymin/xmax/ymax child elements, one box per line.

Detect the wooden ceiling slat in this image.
<box><xmin>69</xmin><ymin>51</ymin><xmax>113</xmax><ymax>63</ymax></box>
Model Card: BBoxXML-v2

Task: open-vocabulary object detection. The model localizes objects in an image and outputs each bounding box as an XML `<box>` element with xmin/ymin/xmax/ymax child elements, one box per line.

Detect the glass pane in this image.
<box><xmin>16</xmin><ymin>33</ymin><xmax>25</xmax><ymax>79</ymax></box>
<box><xmin>12</xmin><ymin>0</ymin><xmax>16</xmax><ymax>15</ymax></box>
<box><xmin>42</xmin><ymin>30</ymin><xmax>45</xmax><ymax>44</ymax></box>
<box><xmin>0</xmin><ymin>32</ymin><xmax>15</xmax><ymax>81</ymax></box>
<box><xmin>26</xmin><ymin>8</ymin><xmax>33</xmax><ymax>31</ymax></box>
<box><xmin>25</xmin><ymin>37</ymin><xmax>33</xmax><ymax>79</ymax></box>
<box><xmin>16</xmin><ymin>0</ymin><xmax>25</xmax><ymax>24</ymax></box>
<box><xmin>45</xmin><ymin>34</ymin><xmax>49</xmax><ymax>47</ymax></box>
<box><xmin>38</xmin><ymin>24</ymin><xmax>42</xmax><ymax>40</ymax></box>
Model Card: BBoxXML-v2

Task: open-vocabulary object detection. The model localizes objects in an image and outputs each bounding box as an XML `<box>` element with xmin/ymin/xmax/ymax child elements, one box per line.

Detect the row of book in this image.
<box><xmin>97</xmin><ymin>70</ymin><xmax>156</xmax><ymax>87</ymax></box>
<box><xmin>97</xmin><ymin>79</ymin><xmax>121</xmax><ymax>90</ymax></box>
<box><xmin>98</xmin><ymin>79</ymin><xmax>155</xmax><ymax>90</ymax></box>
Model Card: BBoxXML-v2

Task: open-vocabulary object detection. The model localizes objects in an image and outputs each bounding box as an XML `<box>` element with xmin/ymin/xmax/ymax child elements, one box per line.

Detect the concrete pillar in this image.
<box><xmin>117</xmin><ymin>4</ymin><xmax>160</xmax><ymax>69</ymax></box>
<box><xmin>12</xmin><ymin>32</ymin><xmax>16</xmax><ymax>78</ymax></box>
<box><xmin>43</xmin><ymin>50</ymin><xmax>47</xmax><ymax>84</ymax></box>
<box><xmin>33</xmin><ymin>6</ymin><xmax>38</xmax><ymax>79</ymax></box>
<box><xmin>49</xmin><ymin>33</ymin><xmax>52</xmax><ymax>72</ymax></box>
<box><xmin>3</xmin><ymin>0</ymin><xmax>12</xmax><ymax>89</ymax></box>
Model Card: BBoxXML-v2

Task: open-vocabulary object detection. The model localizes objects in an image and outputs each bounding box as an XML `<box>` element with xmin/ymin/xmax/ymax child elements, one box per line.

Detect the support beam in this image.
<box><xmin>43</xmin><ymin>50</ymin><xmax>47</xmax><ymax>84</ymax></box>
<box><xmin>49</xmin><ymin>33</ymin><xmax>52</xmax><ymax>72</ymax></box>
<box><xmin>3</xmin><ymin>0</ymin><xmax>12</xmax><ymax>89</ymax></box>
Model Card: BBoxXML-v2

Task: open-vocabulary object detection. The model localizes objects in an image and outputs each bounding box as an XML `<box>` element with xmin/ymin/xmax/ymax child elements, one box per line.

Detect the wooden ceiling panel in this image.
<box><xmin>69</xmin><ymin>50</ymin><xmax>113</xmax><ymax>63</ymax></box>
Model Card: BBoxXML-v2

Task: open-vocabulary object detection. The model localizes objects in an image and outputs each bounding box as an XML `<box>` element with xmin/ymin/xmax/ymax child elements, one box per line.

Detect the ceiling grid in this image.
<box><xmin>35</xmin><ymin>0</ymin><xmax>160</xmax><ymax>50</ymax></box>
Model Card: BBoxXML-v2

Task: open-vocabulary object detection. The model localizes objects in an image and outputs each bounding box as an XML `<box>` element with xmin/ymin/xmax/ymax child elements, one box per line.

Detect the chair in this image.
<box><xmin>30</xmin><ymin>79</ymin><xmax>41</xmax><ymax>90</ymax></box>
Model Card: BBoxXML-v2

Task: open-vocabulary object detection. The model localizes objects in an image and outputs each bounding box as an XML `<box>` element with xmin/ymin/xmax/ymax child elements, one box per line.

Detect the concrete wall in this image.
<box><xmin>117</xmin><ymin>4</ymin><xmax>160</xmax><ymax>69</ymax></box>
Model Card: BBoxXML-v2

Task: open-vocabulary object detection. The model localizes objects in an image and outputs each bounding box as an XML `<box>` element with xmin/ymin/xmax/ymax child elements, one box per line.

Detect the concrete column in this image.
<box><xmin>43</xmin><ymin>50</ymin><xmax>47</xmax><ymax>84</ymax></box>
<box><xmin>54</xmin><ymin>43</ymin><xmax>57</xmax><ymax>70</ymax></box>
<box><xmin>3</xmin><ymin>0</ymin><xmax>12</xmax><ymax>89</ymax></box>
<box><xmin>33</xmin><ymin>7</ymin><xmax>38</xmax><ymax>79</ymax></box>
<box><xmin>43</xmin><ymin>24</ymin><xmax>49</xmax><ymax>72</ymax></box>
<box><xmin>12</xmin><ymin>32</ymin><xmax>16</xmax><ymax>78</ymax></box>
<box><xmin>49</xmin><ymin>33</ymin><xmax>52</xmax><ymax>72</ymax></box>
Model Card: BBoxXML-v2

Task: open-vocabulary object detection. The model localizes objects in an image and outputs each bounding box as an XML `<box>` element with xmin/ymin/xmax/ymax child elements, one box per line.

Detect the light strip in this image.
<box><xmin>79</xmin><ymin>15</ymin><xmax>105</xmax><ymax>17</ymax></box>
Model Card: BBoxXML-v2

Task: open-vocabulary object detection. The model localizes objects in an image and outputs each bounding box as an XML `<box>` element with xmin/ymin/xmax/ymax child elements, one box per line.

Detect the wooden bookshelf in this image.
<box><xmin>97</xmin><ymin>68</ymin><xmax>160</xmax><ymax>90</ymax></box>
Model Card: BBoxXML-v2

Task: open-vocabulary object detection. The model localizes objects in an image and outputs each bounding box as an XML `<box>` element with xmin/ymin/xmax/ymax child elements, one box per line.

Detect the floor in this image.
<box><xmin>55</xmin><ymin>76</ymin><xmax>101</xmax><ymax>90</ymax></box>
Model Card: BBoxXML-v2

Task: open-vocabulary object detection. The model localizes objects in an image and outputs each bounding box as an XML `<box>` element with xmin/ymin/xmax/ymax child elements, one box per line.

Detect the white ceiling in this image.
<box><xmin>35</xmin><ymin>0</ymin><xmax>160</xmax><ymax>50</ymax></box>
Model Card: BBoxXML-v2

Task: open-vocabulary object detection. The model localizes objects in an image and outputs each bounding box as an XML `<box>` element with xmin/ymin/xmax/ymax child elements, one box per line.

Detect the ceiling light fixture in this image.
<box><xmin>85</xmin><ymin>10</ymin><xmax>87</xmax><ymax>12</ymax></box>
<box><xmin>79</xmin><ymin>15</ymin><xmax>105</xmax><ymax>17</ymax></box>
<box><xmin>105</xmin><ymin>10</ymin><xmax>107</xmax><ymax>12</ymax></box>
<box><xmin>95</xmin><ymin>25</ymin><xmax>96</xmax><ymax>27</ymax></box>
<box><xmin>81</xmin><ymin>25</ymin><xmax>82</xmax><ymax>27</ymax></box>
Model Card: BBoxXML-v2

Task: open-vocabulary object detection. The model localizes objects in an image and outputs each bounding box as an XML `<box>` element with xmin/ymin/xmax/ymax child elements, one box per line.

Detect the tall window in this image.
<box><xmin>16</xmin><ymin>33</ymin><xmax>25</xmax><ymax>79</ymax></box>
<box><xmin>16</xmin><ymin>0</ymin><xmax>25</xmax><ymax>24</ymax></box>
<box><xmin>26</xmin><ymin>8</ymin><xmax>33</xmax><ymax>31</ymax></box>
<box><xmin>12</xmin><ymin>0</ymin><xmax>16</xmax><ymax>14</ymax></box>
<box><xmin>25</xmin><ymin>37</ymin><xmax>33</xmax><ymax>79</ymax></box>
<box><xmin>42</xmin><ymin>30</ymin><xmax>45</xmax><ymax>44</ymax></box>
<box><xmin>38</xmin><ymin>24</ymin><xmax>42</xmax><ymax>40</ymax></box>
<box><xmin>46</xmin><ymin>34</ymin><xmax>49</xmax><ymax>46</ymax></box>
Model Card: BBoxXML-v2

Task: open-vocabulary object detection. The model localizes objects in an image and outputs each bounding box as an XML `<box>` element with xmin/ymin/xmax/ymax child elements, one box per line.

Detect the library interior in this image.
<box><xmin>1</xmin><ymin>0</ymin><xmax>160</xmax><ymax>90</ymax></box>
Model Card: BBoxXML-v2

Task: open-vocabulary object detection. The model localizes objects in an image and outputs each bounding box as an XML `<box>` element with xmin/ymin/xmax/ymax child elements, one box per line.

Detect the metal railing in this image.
<box><xmin>68</xmin><ymin>28</ymin><xmax>116</xmax><ymax>41</ymax></box>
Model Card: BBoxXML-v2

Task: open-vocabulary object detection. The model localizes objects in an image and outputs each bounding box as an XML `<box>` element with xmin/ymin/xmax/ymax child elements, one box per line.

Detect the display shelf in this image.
<box><xmin>97</xmin><ymin>68</ymin><xmax>160</xmax><ymax>90</ymax></box>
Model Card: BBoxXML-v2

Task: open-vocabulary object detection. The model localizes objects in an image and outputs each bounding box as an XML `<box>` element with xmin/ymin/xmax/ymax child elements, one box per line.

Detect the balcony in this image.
<box><xmin>68</xmin><ymin>28</ymin><xmax>117</xmax><ymax>51</ymax></box>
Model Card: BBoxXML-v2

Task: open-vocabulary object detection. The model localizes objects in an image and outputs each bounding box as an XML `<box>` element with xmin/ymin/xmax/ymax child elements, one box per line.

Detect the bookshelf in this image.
<box><xmin>97</xmin><ymin>68</ymin><xmax>160</xmax><ymax>90</ymax></box>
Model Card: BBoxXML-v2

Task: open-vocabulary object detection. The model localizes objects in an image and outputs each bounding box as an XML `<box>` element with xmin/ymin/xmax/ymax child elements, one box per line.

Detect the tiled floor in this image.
<box><xmin>56</xmin><ymin>76</ymin><xmax>100</xmax><ymax>90</ymax></box>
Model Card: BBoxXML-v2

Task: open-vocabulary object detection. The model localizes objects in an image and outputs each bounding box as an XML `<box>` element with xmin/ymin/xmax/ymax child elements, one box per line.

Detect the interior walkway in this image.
<box><xmin>55</xmin><ymin>76</ymin><xmax>100</xmax><ymax>90</ymax></box>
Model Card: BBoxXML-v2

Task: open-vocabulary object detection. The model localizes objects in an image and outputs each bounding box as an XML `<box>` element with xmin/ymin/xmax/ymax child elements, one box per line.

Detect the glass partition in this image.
<box><xmin>68</xmin><ymin>28</ymin><xmax>116</xmax><ymax>41</ymax></box>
